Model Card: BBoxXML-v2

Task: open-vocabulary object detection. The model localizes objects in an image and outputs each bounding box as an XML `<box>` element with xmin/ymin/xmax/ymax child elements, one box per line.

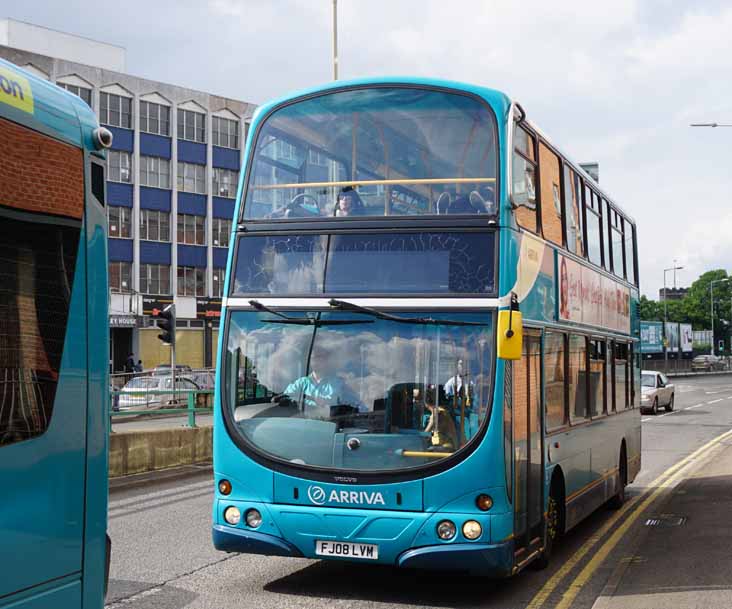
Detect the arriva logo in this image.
<box><xmin>307</xmin><ymin>485</ymin><xmax>327</xmax><ymax>505</ymax></box>
<box><xmin>306</xmin><ymin>485</ymin><xmax>386</xmax><ymax>506</ymax></box>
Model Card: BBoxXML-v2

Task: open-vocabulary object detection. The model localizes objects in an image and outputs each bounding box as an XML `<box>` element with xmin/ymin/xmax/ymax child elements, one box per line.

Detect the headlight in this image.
<box><xmin>437</xmin><ymin>520</ymin><xmax>456</xmax><ymax>540</ymax></box>
<box><xmin>476</xmin><ymin>494</ymin><xmax>493</xmax><ymax>511</ymax></box>
<box><xmin>462</xmin><ymin>520</ymin><xmax>483</xmax><ymax>540</ymax></box>
<box><xmin>245</xmin><ymin>509</ymin><xmax>263</xmax><ymax>529</ymax></box>
<box><xmin>223</xmin><ymin>506</ymin><xmax>241</xmax><ymax>526</ymax></box>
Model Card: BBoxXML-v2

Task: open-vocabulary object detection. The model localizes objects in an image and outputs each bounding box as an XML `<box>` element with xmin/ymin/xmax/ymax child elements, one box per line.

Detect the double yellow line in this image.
<box><xmin>527</xmin><ymin>427</ymin><xmax>732</xmax><ymax>609</ymax></box>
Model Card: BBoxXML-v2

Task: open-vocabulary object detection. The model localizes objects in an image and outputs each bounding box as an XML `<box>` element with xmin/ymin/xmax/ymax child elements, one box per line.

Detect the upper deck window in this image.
<box><xmin>242</xmin><ymin>87</ymin><xmax>498</xmax><ymax>220</ymax></box>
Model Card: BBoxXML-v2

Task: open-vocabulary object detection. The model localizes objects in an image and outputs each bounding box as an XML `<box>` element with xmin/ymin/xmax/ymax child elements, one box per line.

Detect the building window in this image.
<box><xmin>212</xmin><ymin>218</ymin><xmax>232</xmax><ymax>247</ymax></box>
<box><xmin>212</xmin><ymin>116</ymin><xmax>239</xmax><ymax>149</ymax></box>
<box><xmin>109</xmin><ymin>261</ymin><xmax>132</xmax><ymax>292</ymax></box>
<box><xmin>139</xmin><ymin>100</ymin><xmax>170</xmax><ymax>136</ymax></box>
<box><xmin>178</xmin><ymin>109</ymin><xmax>206</xmax><ymax>143</ymax></box>
<box><xmin>212</xmin><ymin>267</ymin><xmax>226</xmax><ymax>297</ymax></box>
<box><xmin>139</xmin><ymin>209</ymin><xmax>170</xmax><ymax>242</ymax></box>
<box><xmin>177</xmin><ymin>266</ymin><xmax>206</xmax><ymax>296</ymax></box>
<box><xmin>140</xmin><ymin>156</ymin><xmax>171</xmax><ymax>189</ymax></box>
<box><xmin>177</xmin><ymin>213</ymin><xmax>206</xmax><ymax>245</ymax></box>
<box><xmin>108</xmin><ymin>206</ymin><xmax>133</xmax><ymax>239</ymax></box>
<box><xmin>140</xmin><ymin>264</ymin><xmax>171</xmax><ymax>295</ymax></box>
<box><xmin>100</xmin><ymin>92</ymin><xmax>132</xmax><ymax>129</ymax></box>
<box><xmin>58</xmin><ymin>82</ymin><xmax>92</xmax><ymax>108</ymax></box>
<box><xmin>107</xmin><ymin>150</ymin><xmax>132</xmax><ymax>183</ymax></box>
<box><xmin>213</xmin><ymin>168</ymin><xmax>239</xmax><ymax>198</ymax></box>
<box><xmin>177</xmin><ymin>162</ymin><xmax>206</xmax><ymax>194</ymax></box>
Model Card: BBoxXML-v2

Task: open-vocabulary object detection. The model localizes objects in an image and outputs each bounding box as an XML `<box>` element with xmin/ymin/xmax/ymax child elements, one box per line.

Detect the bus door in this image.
<box><xmin>512</xmin><ymin>329</ymin><xmax>544</xmax><ymax>565</ymax></box>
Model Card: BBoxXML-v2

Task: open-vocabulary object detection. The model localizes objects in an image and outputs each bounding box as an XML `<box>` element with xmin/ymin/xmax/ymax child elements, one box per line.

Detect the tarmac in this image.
<box><xmin>591</xmin><ymin>431</ymin><xmax>732</xmax><ymax>609</ymax></box>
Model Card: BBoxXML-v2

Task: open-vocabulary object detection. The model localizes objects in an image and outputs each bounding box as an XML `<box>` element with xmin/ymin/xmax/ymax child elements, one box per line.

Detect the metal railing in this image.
<box><xmin>110</xmin><ymin>368</ymin><xmax>216</xmax><ymax>429</ymax></box>
<box><xmin>110</xmin><ymin>388</ymin><xmax>214</xmax><ymax>428</ymax></box>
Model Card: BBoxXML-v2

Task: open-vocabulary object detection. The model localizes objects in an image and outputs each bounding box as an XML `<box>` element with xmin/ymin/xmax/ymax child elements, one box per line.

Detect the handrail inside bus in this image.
<box><xmin>252</xmin><ymin>177</ymin><xmax>496</xmax><ymax>190</ymax></box>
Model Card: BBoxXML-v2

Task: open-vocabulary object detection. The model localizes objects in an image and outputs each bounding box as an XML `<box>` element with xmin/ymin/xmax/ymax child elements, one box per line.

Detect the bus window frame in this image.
<box><xmin>589</xmin><ymin>337</ymin><xmax>607</xmax><ymax>418</ymax></box>
<box><xmin>239</xmin><ymin>82</ymin><xmax>501</xmax><ymax>225</ymax></box>
<box><xmin>537</xmin><ymin>139</ymin><xmax>563</xmax><ymax>247</ymax></box>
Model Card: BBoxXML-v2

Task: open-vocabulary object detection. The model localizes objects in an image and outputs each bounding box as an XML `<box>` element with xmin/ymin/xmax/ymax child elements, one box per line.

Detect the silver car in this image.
<box><xmin>640</xmin><ymin>370</ymin><xmax>675</xmax><ymax>415</ymax></box>
<box><xmin>117</xmin><ymin>375</ymin><xmax>199</xmax><ymax>411</ymax></box>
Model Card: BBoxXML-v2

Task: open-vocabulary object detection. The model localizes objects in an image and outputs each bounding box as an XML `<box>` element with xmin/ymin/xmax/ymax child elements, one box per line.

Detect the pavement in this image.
<box><xmin>104</xmin><ymin>376</ymin><xmax>732</xmax><ymax>609</ymax></box>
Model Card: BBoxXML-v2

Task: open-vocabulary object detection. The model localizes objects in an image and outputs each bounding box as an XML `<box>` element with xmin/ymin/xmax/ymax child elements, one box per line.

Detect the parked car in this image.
<box><xmin>117</xmin><ymin>375</ymin><xmax>200</xmax><ymax>411</ymax></box>
<box><xmin>640</xmin><ymin>370</ymin><xmax>675</xmax><ymax>415</ymax></box>
<box><xmin>190</xmin><ymin>371</ymin><xmax>215</xmax><ymax>407</ymax></box>
<box><xmin>691</xmin><ymin>354</ymin><xmax>725</xmax><ymax>372</ymax></box>
<box><xmin>152</xmin><ymin>364</ymin><xmax>193</xmax><ymax>376</ymax></box>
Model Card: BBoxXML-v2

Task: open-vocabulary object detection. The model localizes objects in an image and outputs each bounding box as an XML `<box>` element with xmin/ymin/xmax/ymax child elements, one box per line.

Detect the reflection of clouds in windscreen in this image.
<box><xmin>229</xmin><ymin>320</ymin><xmax>492</xmax><ymax>409</ymax></box>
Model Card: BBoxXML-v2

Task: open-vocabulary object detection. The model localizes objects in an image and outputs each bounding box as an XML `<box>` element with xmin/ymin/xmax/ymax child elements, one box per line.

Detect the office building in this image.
<box><xmin>0</xmin><ymin>18</ymin><xmax>256</xmax><ymax>371</ymax></box>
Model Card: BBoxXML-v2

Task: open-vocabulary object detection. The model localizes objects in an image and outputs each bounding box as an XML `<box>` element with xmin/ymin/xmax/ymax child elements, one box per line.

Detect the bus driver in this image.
<box><xmin>282</xmin><ymin>346</ymin><xmax>363</xmax><ymax>412</ymax></box>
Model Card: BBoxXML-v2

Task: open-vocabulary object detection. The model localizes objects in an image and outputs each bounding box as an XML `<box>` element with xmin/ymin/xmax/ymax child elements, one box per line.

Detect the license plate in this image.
<box><xmin>315</xmin><ymin>540</ymin><xmax>379</xmax><ymax>560</ymax></box>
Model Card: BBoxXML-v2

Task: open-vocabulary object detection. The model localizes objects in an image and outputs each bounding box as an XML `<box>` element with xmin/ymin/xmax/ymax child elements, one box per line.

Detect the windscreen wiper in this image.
<box><xmin>249</xmin><ymin>300</ymin><xmax>373</xmax><ymax>326</ymax></box>
<box><xmin>328</xmin><ymin>299</ymin><xmax>488</xmax><ymax>327</ymax></box>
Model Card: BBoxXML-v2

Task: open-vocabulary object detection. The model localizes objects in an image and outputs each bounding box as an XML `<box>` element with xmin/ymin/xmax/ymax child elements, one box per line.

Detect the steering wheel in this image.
<box><xmin>285</xmin><ymin>193</ymin><xmax>322</xmax><ymax>217</ymax></box>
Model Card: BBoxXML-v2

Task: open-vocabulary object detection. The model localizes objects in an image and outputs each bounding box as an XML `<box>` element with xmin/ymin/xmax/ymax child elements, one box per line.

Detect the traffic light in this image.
<box><xmin>157</xmin><ymin>304</ymin><xmax>176</xmax><ymax>345</ymax></box>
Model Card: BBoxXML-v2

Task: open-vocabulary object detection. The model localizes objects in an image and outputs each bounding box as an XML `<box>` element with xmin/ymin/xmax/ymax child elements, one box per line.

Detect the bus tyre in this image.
<box><xmin>665</xmin><ymin>394</ymin><xmax>674</xmax><ymax>413</ymax></box>
<box><xmin>608</xmin><ymin>448</ymin><xmax>627</xmax><ymax>510</ymax></box>
<box><xmin>651</xmin><ymin>397</ymin><xmax>659</xmax><ymax>415</ymax></box>
<box><xmin>533</xmin><ymin>482</ymin><xmax>562</xmax><ymax>570</ymax></box>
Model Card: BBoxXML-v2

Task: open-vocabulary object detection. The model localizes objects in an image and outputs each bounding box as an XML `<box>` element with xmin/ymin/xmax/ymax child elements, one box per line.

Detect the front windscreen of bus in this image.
<box><xmin>243</xmin><ymin>87</ymin><xmax>498</xmax><ymax>219</ymax></box>
<box><xmin>225</xmin><ymin>310</ymin><xmax>494</xmax><ymax>471</ymax></box>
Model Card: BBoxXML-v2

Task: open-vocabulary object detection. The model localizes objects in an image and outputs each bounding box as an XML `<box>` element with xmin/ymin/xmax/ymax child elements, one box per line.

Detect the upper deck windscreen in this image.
<box><xmin>242</xmin><ymin>86</ymin><xmax>498</xmax><ymax>220</ymax></box>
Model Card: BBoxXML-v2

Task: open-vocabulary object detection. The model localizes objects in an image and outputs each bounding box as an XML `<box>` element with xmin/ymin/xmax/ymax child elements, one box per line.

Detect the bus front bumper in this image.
<box><xmin>213</xmin><ymin>524</ymin><xmax>303</xmax><ymax>557</ymax></box>
<box><xmin>397</xmin><ymin>540</ymin><xmax>513</xmax><ymax>576</ymax></box>
<box><xmin>213</xmin><ymin>524</ymin><xmax>512</xmax><ymax>575</ymax></box>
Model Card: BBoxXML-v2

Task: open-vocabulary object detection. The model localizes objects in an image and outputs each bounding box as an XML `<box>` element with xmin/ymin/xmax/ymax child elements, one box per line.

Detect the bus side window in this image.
<box><xmin>585</xmin><ymin>187</ymin><xmax>602</xmax><ymax>267</ymax></box>
<box><xmin>539</xmin><ymin>142</ymin><xmax>562</xmax><ymax>246</ymax></box>
<box><xmin>512</xmin><ymin>124</ymin><xmax>537</xmax><ymax>232</ymax></box>
<box><xmin>625</xmin><ymin>223</ymin><xmax>637</xmax><ymax>286</ymax></box>
<box><xmin>614</xmin><ymin>343</ymin><xmax>628</xmax><ymax>410</ymax></box>
<box><xmin>589</xmin><ymin>339</ymin><xmax>605</xmax><ymax>417</ymax></box>
<box><xmin>562</xmin><ymin>165</ymin><xmax>584</xmax><ymax>256</ymax></box>
<box><xmin>544</xmin><ymin>331</ymin><xmax>567</xmax><ymax>430</ymax></box>
<box><xmin>568</xmin><ymin>334</ymin><xmax>589</xmax><ymax>423</ymax></box>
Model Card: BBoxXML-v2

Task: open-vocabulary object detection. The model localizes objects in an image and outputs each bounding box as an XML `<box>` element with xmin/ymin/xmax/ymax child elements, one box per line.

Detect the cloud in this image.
<box><xmin>7</xmin><ymin>0</ymin><xmax>732</xmax><ymax>299</ymax></box>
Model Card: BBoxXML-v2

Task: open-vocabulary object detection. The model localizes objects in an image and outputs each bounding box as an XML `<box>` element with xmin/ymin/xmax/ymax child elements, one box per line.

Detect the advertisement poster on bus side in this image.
<box><xmin>558</xmin><ymin>253</ymin><xmax>630</xmax><ymax>333</ymax></box>
<box><xmin>641</xmin><ymin>321</ymin><xmax>664</xmax><ymax>353</ymax></box>
<box><xmin>680</xmin><ymin>323</ymin><xmax>693</xmax><ymax>353</ymax></box>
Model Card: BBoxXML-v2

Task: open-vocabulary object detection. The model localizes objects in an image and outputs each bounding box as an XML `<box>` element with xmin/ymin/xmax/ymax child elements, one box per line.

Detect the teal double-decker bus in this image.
<box><xmin>0</xmin><ymin>60</ymin><xmax>111</xmax><ymax>607</ymax></box>
<box><xmin>213</xmin><ymin>78</ymin><xmax>641</xmax><ymax>576</ymax></box>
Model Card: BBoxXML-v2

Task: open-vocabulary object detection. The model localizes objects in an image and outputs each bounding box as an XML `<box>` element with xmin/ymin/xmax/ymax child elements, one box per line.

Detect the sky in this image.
<box><xmin>3</xmin><ymin>0</ymin><xmax>731</xmax><ymax>298</ymax></box>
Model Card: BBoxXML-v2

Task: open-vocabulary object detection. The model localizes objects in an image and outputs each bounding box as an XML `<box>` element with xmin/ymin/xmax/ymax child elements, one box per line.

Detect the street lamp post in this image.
<box><xmin>332</xmin><ymin>0</ymin><xmax>338</xmax><ymax>80</ymax></box>
<box><xmin>663</xmin><ymin>265</ymin><xmax>683</xmax><ymax>371</ymax></box>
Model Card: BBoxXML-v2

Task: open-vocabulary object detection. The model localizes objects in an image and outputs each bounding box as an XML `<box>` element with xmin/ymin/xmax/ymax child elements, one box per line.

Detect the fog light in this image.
<box><xmin>218</xmin><ymin>479</ymin><xmax>232</xmax><ymax>495</ymax></box>
<box><xmin>437</xmin><ymin>520</ymin><xmax>456</xmax><ymax>540</ymax></box>
<box><xmin>476</xmin><ymin>494</ymin><xmax>493</xmax><ymax>511</ymax></box>
<box><xmin>245</xmin><ymin>508</ymin><xmax>262</xmax><ymax>529</ymax></box>
<box><xmin>223</xmin><ymin>506</ymin><xmax>241</xmax><ymax>526</ymax></box>
<box><xmin>462</xmin><ymin>520</ymin><xmax>482</xmax><ymax>540</ymax></box>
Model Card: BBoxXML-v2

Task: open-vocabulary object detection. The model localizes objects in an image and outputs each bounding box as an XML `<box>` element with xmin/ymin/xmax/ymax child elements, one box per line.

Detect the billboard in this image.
<box><xmin>665</xmin><ymin>322</ymin><xmax>680</xmax><ymax>353</ymax></box>
<box><xmin>680</xmin><ymin>323</ymin><xmax>693</xmax><ymax>353</ymax></box>
<box><xmin>641</xmin><ymin>321</ymin><xmax>664</xmax><ymax>354</ymax></box>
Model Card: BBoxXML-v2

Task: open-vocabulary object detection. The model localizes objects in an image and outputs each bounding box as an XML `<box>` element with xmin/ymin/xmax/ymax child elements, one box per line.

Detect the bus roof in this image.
<box><xmin>0</xmin><ymin>57</ymin><xmax>102</xmax><ymax>155</ymax></box>
<box><xmin>247</xmin><ymin>75</ymin><xmax>635</xmax><ymax>226</ymax></box>
<box><xmin>249</xmin><ymin>75</ymin><xmax>513</xmax><ymax>130</ymax></box>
